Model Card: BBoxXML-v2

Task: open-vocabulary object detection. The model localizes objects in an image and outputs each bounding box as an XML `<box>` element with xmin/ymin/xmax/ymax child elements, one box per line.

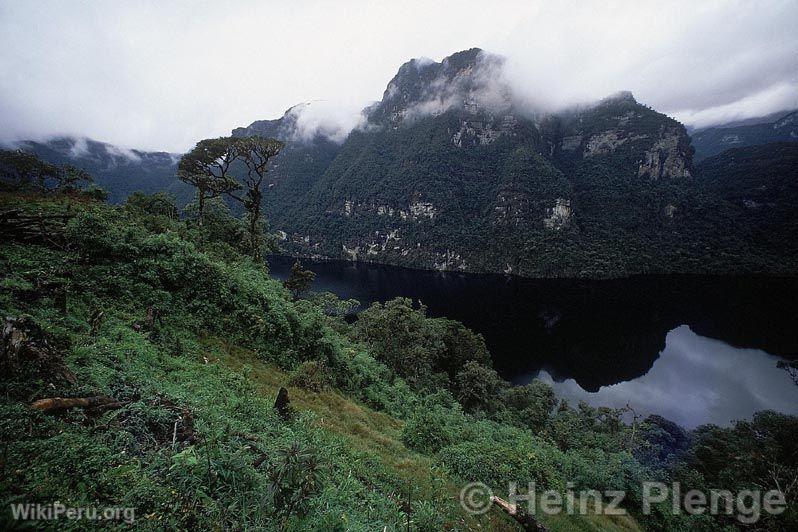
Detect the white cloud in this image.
<box><xmin>0</xmin><ymin>0</ymin><xmax>795</xmax><ymax>152</ymax></box>
<box><xmin>288</xmin><ymin>101</ymin><xmax>367</xmax><ymax>143</ymax></box>
<box><xmin>670</xmin><ymin>82</ymin><xmax>798</xmax><ymax>129</ymax></box>
<box><xmin>68</xmin><ymin>137</ymin><xmax>91</xmax><ymax>158</ymax></box>
<box><xmin>538</xmin><ymin>325</ymin><xmax>798</xmax><ymax>428</ymax></box>
<box><xmin>492</xmin><ymin>0</ymin><xmax>798</xmax><ymax>120</ymax></box>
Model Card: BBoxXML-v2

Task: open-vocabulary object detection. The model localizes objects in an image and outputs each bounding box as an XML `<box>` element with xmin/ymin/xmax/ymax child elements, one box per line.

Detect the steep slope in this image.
<box><xmin>1</xmin><ymin>191</ymin><xmax>657</xmax><ymax>531</ymax></box>
<box><xmin>274</xmin><ymin>48</ymin><xmax>699</xmax><ymax>277</ymax></box>
<box><xmin>694</xmin><ymin>142</ymin><xmax>798</xmax><ymax>256</ymax></box>
<box><xmin>691</xmin><ymin>110</ymin><xmax>798</xmax><ymax>160</ymax></box>
<box><xmin>13</xmin><ymin>136</ymin><xmax>187</xmax><ymax>203</ymax></box>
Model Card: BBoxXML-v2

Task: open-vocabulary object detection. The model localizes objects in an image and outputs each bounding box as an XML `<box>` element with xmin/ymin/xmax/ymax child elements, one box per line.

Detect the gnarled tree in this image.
<box><xmin>228</xmin><ymin>136</ymin><xmax>283</xmax><ymax>260</ymax></box>
<box><xmin>177</xmin><ymin>138</ymin><xmax>241</xmax><ymax>226</ymax></box>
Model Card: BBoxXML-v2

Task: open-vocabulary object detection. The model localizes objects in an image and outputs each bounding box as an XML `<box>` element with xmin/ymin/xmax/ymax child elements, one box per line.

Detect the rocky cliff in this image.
<box><xmin>228</xmin><ymin>48</ymin><xmax>796</xmax><ymax>277</ymax></box>
<box><xmin>245</xmin><ymin>49</ymin><xmax>720</xmax><ymax>277</ymax></box>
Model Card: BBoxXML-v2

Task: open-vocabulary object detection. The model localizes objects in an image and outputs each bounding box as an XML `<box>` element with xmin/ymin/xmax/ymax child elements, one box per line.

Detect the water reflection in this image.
<box><xmin>267</xmin><ymin>256</ymin><xmax>798</xmax><ymax>426</ymax></box>
<box><xmin>534</xmin><ymin>326</ymin><xmax>798</xmax><ymax>429</ymax></box>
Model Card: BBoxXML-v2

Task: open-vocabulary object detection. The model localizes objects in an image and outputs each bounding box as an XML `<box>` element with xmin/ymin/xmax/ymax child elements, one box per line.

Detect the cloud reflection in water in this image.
<box><xmin>536</xmin><ymin>325</ymin><xmax>798</xmax><ymax>429</ymax></box>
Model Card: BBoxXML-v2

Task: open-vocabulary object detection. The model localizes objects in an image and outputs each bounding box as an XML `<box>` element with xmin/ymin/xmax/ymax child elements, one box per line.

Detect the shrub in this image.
<box><xmin>455</xmin><ymin>361</ymin><xmax>506</xmax><ymax>414</ymax></box>
<box><xmin>289</xmin><ymin>361</ymin><xmax>333</xmax><ymax>392</ymax></box>
<box><xmin>401</xmin><ymin>394</ymin><xmax>466</xmax><ymax>453</ymax></box>
<box><xmin>498</xmin><ymin>380</ymin><xmax>557</xmax><ymax>431</ymax></box>
<box><xmin>438</xmin><ymin>439</ymin><xmax>560</xmax><ymax>490</ymax></box>
<box><xmin>266</xmin><ymin>442</ymin><xmax>323</xmax><ymax>519</ymax></box>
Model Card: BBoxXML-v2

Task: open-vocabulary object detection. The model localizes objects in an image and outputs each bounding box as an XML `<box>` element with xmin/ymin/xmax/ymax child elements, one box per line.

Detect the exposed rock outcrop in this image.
<box><xmin>543</xmin><ymin>199</ymin><xmax>572</xmax><ymax>230</ymax></box>
<box><xmin>637</xmin><ymin>126</ymin><xmax>693</xmax><ymax>179</ymax></box>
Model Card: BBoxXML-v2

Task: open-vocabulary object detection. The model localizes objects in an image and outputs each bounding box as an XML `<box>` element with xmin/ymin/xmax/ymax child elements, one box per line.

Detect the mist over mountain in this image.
<box><xmin>9</xmin><ymin>137</ymin><xmax>187</xmax><ymax>204</ymax></box>
<box><xmin>691</xmin><ymin>109</ymin><xmax>798</xmax><ymax>160</ymax></box>
<box><xmin>7</xmin><ymin>46</ymin><xmax>796</xmax><ymax>278</ymax></box>
<box><xmin>224</xmin><ymin>48</ymin><xmax>796</xmax><ymax>277</ymax></box>
<box><xmin>3</xmin><ymin>5</ymin><xmax>798</xmax><ymax>530</ymax></box>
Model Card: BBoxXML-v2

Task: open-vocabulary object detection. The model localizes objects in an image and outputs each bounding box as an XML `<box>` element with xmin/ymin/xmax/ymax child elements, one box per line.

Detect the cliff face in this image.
<box><xmin>231</xmin><ymin>49</ymin><xmax>794</xmax><ymax>277</ymax></box>
<box><xmin>369</xmin><ymin>48</ymin><xmax>511</xmax><ymax>125</ymax></box>
<box><xmin>540</xmin><ymin>91</ymin><xmax>693</xmax><ymax>179</ymax></box>
<box><xmin>255</xmin><ymin>50</ymin><xmax>700</xmax><ymax>276</ymax></box>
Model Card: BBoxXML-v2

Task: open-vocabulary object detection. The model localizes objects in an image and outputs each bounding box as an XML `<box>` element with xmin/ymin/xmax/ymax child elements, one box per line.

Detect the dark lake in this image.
<box><xmin>268</xmin><ymin>255</ymin><xmax>798</xmax><ymax>428</ymax></box>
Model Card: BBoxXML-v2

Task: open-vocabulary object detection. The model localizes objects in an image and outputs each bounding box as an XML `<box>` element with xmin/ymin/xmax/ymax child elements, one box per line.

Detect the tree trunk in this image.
<box><xmin>249</xmin><ymin>186</ymin><xmax>262</xmax><ymax>261</ymax></box>
<box><xmin>197</xmin><ymin>188</ymin><xmax>205</xmax><ymax>227</ymax></box>
<box><xmin>491</xmin><ymin>496</ymin><xmax>548</xmax><ymax>531</ymax></box>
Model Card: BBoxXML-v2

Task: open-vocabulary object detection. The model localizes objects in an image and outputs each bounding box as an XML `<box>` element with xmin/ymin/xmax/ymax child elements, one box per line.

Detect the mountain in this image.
<box><xmin>226</xmin><ymin>48</ymin><xmax>798</xmax><ymax>277</ymax></box>
<box><xmin>12</xmin><ymin>49</ymin><xmax>796</xmax><ymax>278</ymax></box>
<box><xmin>246</xmin><ymin>48</ymin><xmax>743</xmax><ymax>277</ymax></box>
<box><xmin>690</xmin><ymin>110</ymin><xmax>798</xmax><ymax>160</ymax></box>
<box><xmin>12</xmin><ymin>136</ymin><xmax>187</xmax><ymax>203</ymax></box>
<box><xmin>688</xmin><ymin>108</ymin><xmax>795</xmax><ymax>131</ymax></box>
<box><xmin>694</xmin><ymin>142</ymin><xmax>798</xmax><ymax>250</ymax></box>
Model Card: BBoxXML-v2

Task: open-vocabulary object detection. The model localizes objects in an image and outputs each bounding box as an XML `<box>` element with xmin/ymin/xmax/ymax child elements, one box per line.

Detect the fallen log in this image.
<box><xmin>31</xmin><ymin>396</ymin><xmax>126</xmax><ymax>413</ymax></box>
<box><xmin>491</xmin><ymin>496</ymin><xmax>548</xmax><ymax>532</ymax></box>
<box><xmin>0</xmin><ymin>210</ymin><xmax>73</xmax><ymax>248</ymax></box>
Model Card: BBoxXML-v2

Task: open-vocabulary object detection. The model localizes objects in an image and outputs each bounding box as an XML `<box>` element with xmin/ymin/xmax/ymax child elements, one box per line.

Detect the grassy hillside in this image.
<box><xmin>1</xmin><ymin>189</ymin><xmax>796</xmax><ymax>530</ymax></box>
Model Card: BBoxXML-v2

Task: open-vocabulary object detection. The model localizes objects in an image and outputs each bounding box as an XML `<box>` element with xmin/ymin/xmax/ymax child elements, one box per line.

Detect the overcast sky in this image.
<box><xmin>1</xmin><ymin>0</ymin><xmax>796</xmax><ymax>152</ymax></box>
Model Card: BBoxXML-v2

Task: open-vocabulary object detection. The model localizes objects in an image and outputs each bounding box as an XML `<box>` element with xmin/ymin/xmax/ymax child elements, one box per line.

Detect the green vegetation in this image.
<box><xmin>1</xmin><ymin>148</ymin><xmax>94</xmax><ymax>194</ymax></box>
<box><xmin>179</xmin><ymin>135</ymin><xmax>284</xmax><ymax>260</ymax></box>
<box><xmin>1</xmin><ymin>173</ymin><xmax>797</xmax><ymax>530</ymax></box>
<box><xmin>259</xmin><ymin>95</ymin><xmax>798</xmax><ymax>278</ymax></box>
<box><xmin>283</xmin><ymin>261</ymin><xmax>316</xmax><ymax>300</ymax></box>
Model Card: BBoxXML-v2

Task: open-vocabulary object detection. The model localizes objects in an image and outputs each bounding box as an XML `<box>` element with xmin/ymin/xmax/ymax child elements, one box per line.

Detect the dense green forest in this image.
<box><xmin>1</xmin><ymin>159</ymin><xmax>797</xmax><ymax>529</ymax></box>
<box><xmin>266</xmin><ymin>107</ymin><xmax>798</xmax><ymax>278</ymax></box>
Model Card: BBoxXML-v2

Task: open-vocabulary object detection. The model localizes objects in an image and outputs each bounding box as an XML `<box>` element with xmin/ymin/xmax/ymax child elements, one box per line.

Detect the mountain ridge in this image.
<box><xmin>8</xmin><ymin>47</ymin><xmax>797</xmax><ymax>278</ymax></box>
<box><xmin>244</xmin><ymin>48</ymin><xmax>712</xmax><ymax>277</ymax></box>
<box><xmin>691</xmin><ymin>109</ymin><xmax>798</xmax><ymax>160</ymax></box>
<box><xmin>8</xmin><ymin>136</ymin><xmax>187</xmax><ymax>203</ymax></box>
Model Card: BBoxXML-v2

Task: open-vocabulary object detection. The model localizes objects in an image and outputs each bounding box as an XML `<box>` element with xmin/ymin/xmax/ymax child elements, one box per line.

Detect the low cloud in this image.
<box><xmin>400</xmin><ymin>52</ymin><xmax>513</xmax><ymax>122</ymax></box>
<box><xmin>287</xmin><ymin>101</ymin><xmax>367</xmax><ymax>143</ymax></box>
<box><xmin>669</xmin><ymin>82</ymin><xmax>798</xmax><ymax>129</ymax></box>
<box><xmin>67</xmin><ymin>137</ymin><xmax>91</xmax><ymax>158</ymax></box>
<box><xmin>493</xmin><ymin>1</ymin><xmax>798</xmax><ymax>124</ymax></box>
<box><xmin>0</xmin><ymin>1</ymin><xmax>795</xmax><ymax>151</ymax></box>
